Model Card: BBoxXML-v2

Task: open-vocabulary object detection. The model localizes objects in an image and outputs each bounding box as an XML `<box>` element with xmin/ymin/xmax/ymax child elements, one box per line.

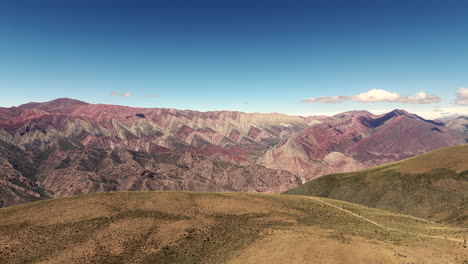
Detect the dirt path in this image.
<box><xmin>308</xmin><ymin>196</ymin><xmax>465</xmax><ymax>243</ymax></box>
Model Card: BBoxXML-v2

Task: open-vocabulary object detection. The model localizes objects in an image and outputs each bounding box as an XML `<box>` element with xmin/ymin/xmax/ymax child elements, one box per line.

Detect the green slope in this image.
<box><xmin>285</xmin><ymin>144</ymin><xmax>468</xmax><ymax>227</ymax></box>
<box><xmin>0</xmin><ymin>191</ymin><xmax>466</xmax><ymax>264</ymax></box>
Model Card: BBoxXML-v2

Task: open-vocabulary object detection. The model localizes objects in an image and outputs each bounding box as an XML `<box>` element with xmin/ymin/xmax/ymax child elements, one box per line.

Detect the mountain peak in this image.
<box><xmin>333</xmin><ymin>110</ymin><xmax>374</xmax><ymax>118</ymax></box>
<box><xmin>388</xmin><ymin>109</ymin><xmax>410</xmax><ymax>116</ymax></box>
<box><xmin>367</xmin><ymin>109</ymin><xmax>414</xmax><ymax>128</ymax></box>
<box><xmin>49</xmin><ymin>98</ymin><xmax>88</xmax><ymax>104</ymax></box>
<box><xmin>19</xmin><ymin>98</ymin><xmax>88</xmax><ymax>107</ymax></box>
<box><xmin>18</xmin><ymin>98</ymin><xmax>89</xmax><ymax>114</ymax></box>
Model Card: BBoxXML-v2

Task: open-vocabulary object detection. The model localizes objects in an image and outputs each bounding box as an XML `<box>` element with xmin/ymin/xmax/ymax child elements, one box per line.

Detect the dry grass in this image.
<box><xmin>0</xmin><ymin>191</ymin><xmax>467</xmax><ymax>264</ymax></box>
<box><xmin>393</xmin><ymin>144</ymin><xmax>468</xmax><ymax>174</ymax></box>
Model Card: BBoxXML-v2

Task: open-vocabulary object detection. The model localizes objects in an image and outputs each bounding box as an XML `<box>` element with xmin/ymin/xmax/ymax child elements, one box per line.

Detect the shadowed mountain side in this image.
<box><xmin>0</xmin><ymin>147</ymin><xmax>300</xmax><ymax>207</ymax></box>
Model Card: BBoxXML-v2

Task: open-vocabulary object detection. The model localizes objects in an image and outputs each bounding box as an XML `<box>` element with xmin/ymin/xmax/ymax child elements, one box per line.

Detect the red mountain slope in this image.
<box><xmin>0</xmin><ymin>99</ymin><xmax>306</xmax><ymax>207</ymax></box>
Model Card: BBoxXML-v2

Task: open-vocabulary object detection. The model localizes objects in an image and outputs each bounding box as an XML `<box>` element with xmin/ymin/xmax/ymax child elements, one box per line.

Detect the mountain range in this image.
<box><xmin>0</xmin><ymin>98</ymin><xmax>466</xmax><ymax>207</ymax></box>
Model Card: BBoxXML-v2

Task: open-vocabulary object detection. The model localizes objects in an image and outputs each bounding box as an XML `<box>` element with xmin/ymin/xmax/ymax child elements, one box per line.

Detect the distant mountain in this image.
<box><xmin>284</xmin><ymin>144</ymin><xmax>468</xmax><ymax>227</ymax></box>
<box><xmin>259</xmin><ymin>109</ymin><xmax>466</xmax><ymax>181</ymax></box>
<box><xmin>445</xmin><ymin>116</ymin><xmax>468</xmax><ymax>135</ymax></box>
<box><xmin>437</xmin><ymin>114</ymin><xmax>465</xmax><ymax>122</ymax></box>
<box><xmin>0</xmin><ymin>99</ymin><xmax>466</xmax><ymax>207</ymax></box>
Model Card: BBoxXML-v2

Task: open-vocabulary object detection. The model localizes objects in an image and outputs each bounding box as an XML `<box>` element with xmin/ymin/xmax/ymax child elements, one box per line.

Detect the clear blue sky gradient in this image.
<box><xmin>1</xmin><ymin>0</ymin><xmax>467</xmax><ymax>115</ymax></box>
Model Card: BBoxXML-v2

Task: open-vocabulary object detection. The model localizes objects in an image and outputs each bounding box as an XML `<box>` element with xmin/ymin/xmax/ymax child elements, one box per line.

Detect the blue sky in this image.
<box><xmin>1</xmin><ymin>0</ymin><xmax>467</xmax><ymax>118</ymax></box>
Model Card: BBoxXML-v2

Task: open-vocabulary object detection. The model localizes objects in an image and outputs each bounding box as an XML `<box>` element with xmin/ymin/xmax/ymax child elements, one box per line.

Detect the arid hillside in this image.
<box><xmin>0</xmin><ymin>191</ymin><xmax>466</xmax><ymax>263</ymax></box>
<box><xmin>285</xmin><ymin>144</ymin><xmax>468</xmax><ymax>227</ymax></box>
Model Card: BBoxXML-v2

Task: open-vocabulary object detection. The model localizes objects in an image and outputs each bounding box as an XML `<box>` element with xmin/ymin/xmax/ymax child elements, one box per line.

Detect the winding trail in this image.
<box><xmin>308</xmin><ymin>196</ymin><xmax>465</xmax><ymax>243</ymax></box>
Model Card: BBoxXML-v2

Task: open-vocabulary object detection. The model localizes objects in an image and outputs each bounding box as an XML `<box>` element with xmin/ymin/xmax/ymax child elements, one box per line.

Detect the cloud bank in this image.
<box><xmin>455</xmin><ymin>88</ymin><xmax>468</xmax><ymax>105</ymax></box>
<box><xmin>303</xmin><ymin>89</ymin><xmax>440</xmax><ymax>104</ymax></box>
<box><xmin>302</xmin><ymin>96</ymin><xmax>348</xmax><ymax>103</ymax></box>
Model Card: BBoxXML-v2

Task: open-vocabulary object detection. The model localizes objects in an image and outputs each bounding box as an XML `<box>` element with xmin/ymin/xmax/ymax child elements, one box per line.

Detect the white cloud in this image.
<box><xmin>302</xmin><ymin>96</ymin><xmax>348</xmax><ymax>103</ymax></box>
<box><xmin>402</xmin><ymin>92</ymin><xmax>440</xmax><ymax>104</ymax></box>
<box><xmin>303</xmin><ymin>89</ymin><xmax>440</xmax><ymax>104</ymax></box>
<box><xmin>455</xmin><ymin>88</ymin><xmax>468</xmax><ymax>105</ymax></box>
<box><xmin>353</xmin><ymin>89</ymin><xmax>400</xmax><ymax>102</ymax></box>
<box><xmin>109</xmin><ymin>91</ymin><xmax>132</xmax><ymax>97</ymax></box>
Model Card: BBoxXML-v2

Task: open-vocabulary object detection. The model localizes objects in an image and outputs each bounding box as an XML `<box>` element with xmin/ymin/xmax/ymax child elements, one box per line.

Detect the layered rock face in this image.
<box><xmin>0</xmin><ymin>99</ymin><xmax>465</xmax><ymax>207</ymax></box>
<box><xmin>0</xmin><ymin>99</ymin><xmax>305</xmax><ymax>207</ymax></box>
